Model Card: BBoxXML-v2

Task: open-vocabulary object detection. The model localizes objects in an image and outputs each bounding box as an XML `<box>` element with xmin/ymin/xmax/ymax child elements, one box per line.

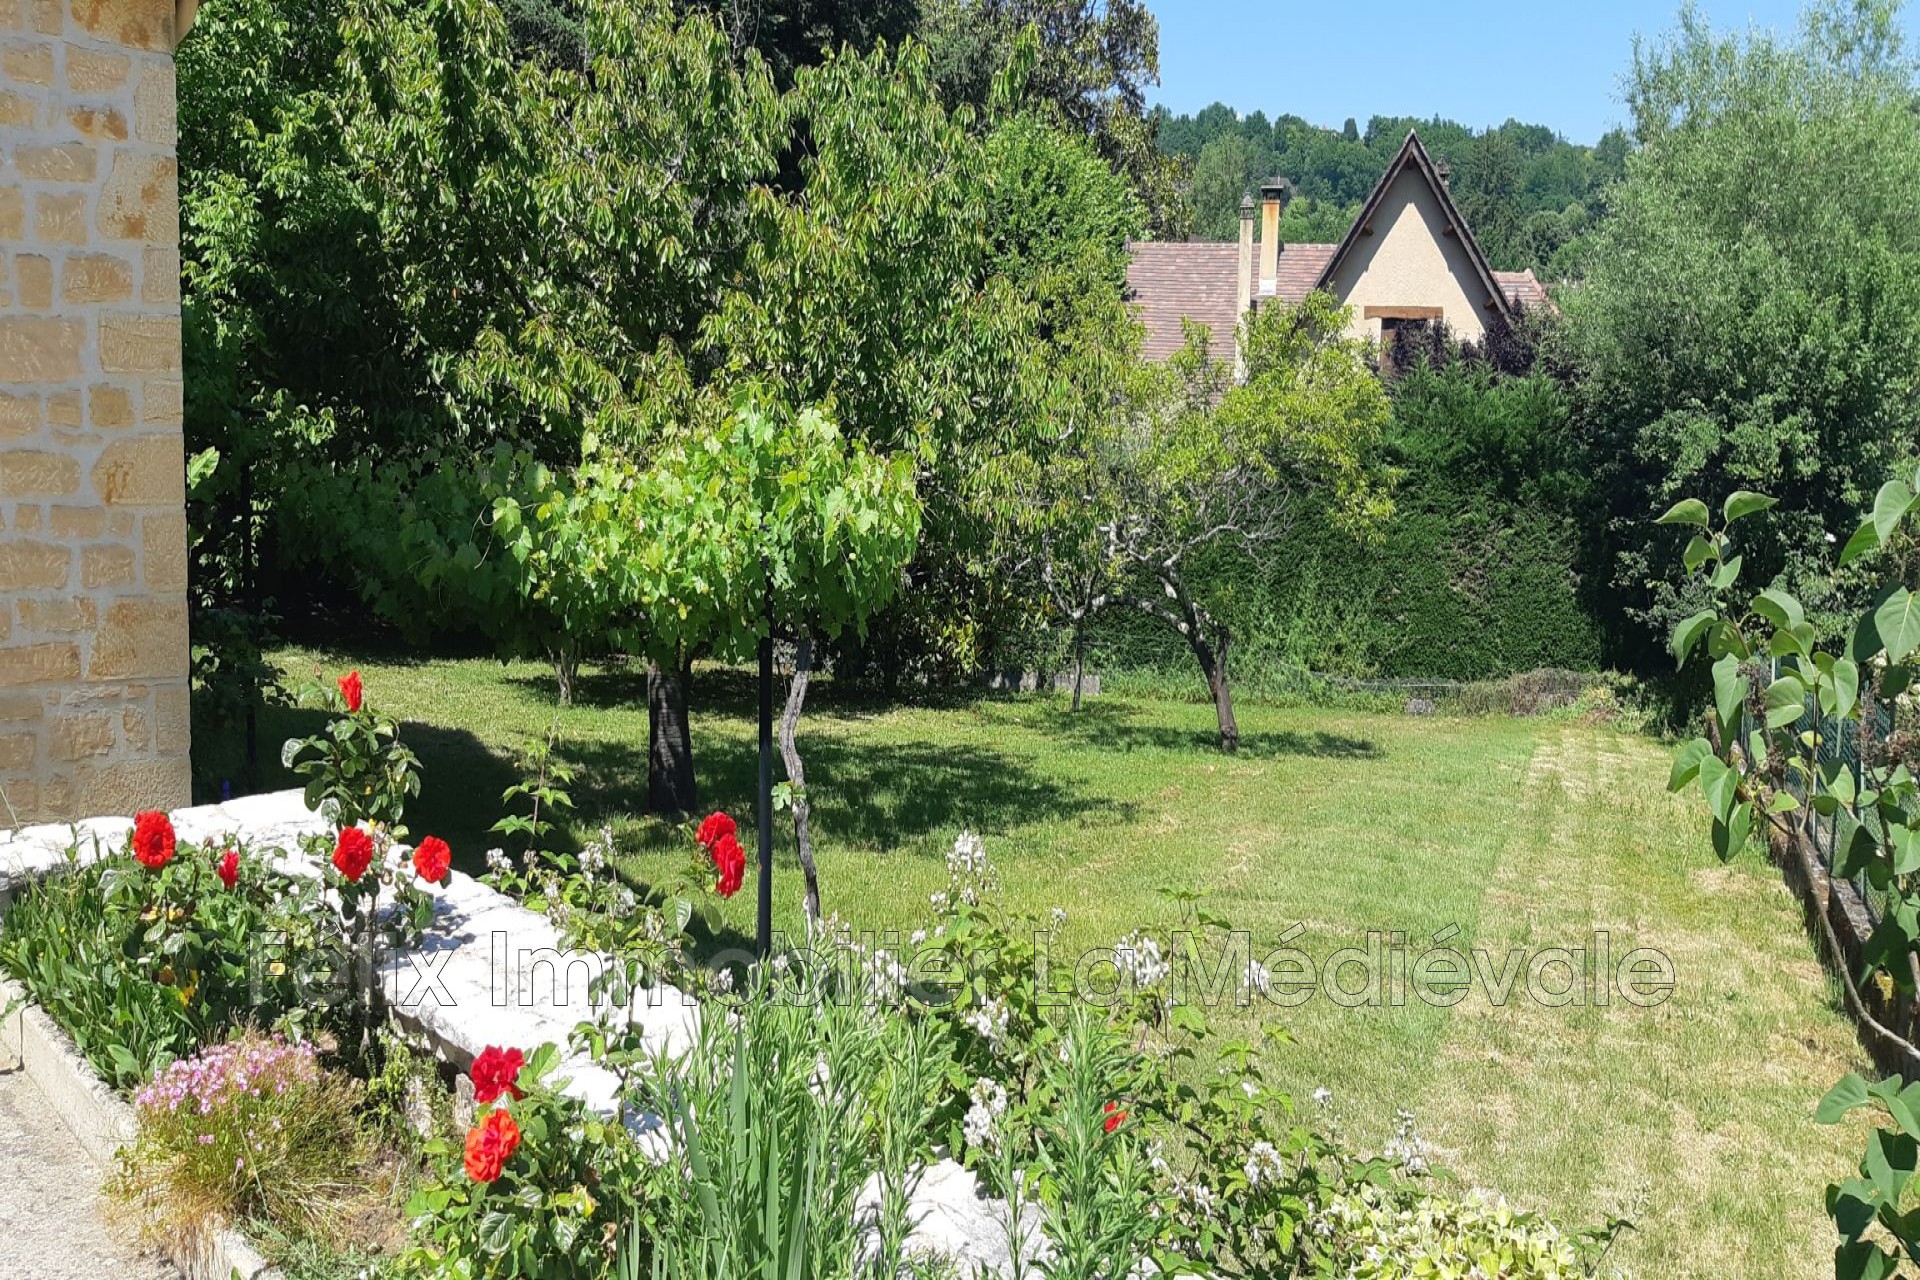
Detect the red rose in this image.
<box><xmin>1102</xmin><ymin>1101</ymin><xmax>1127</xmax><ymax>1133</ymax></box>
<box><xmin>696</xmin><ymin>811</ymin><xmax>737</xmax><ymax>849</ymax></box>
<box><xmin>463</xmin><ymin>1108</ymin><xmax>521</xmax><ymax>1184</ymax></box>
<box><xmin>471</xmin><ymin>1045</ymin><xmax>525</xmax><ymax>1104</ymax></box>
<box><xmin>412</xmin><ymin>836</ymin><xmax>451</xmax><ymax>885</ymax></box>
<box><xmin>711</xmin><ymin>831</ymin><xmax>745</xmax><ymax>898</ymax></box>
<box><xmin>216</xmin><ymin>848</ymin><xmax>240</xmax><ymax>890</ymax></box>
<box><xmin>332</xmin><ymin>827</ymin><xmax>374</xmax><ymax>882</ymax></box>
<box><xmin>337</xmin><ymin>670</ymin><xmax>363</xmax><ymax>713</ymax></box>
<box><xmin>131</xmin><ymin>810</ymin><xmax>175</xmax><ymax>870</ymax></box>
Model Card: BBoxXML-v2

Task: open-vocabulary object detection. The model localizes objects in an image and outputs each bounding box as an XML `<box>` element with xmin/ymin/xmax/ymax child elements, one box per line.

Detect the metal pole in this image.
<box><xmin>756</xmin><ymin>633</ymin><xmax>774</xmax><ymax>959</ymax></box>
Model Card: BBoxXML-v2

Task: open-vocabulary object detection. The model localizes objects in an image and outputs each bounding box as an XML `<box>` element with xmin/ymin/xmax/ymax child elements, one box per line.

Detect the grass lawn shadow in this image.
<box><xmin>1012</xmin><ymin>699</ymin><xmax>1383</xmax><ymax>760</ymax></box>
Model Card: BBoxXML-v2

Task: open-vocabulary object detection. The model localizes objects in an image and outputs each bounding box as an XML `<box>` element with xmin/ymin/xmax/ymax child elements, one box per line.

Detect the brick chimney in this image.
<box><xmin>1258</xmin><ymin>177</ymin><xmax>1291</xmax><ymax>295</ymax></box>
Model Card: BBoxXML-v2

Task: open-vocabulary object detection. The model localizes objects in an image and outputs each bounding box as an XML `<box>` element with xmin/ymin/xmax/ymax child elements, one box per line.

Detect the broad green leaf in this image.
<box><xmin>1655</xmin><ymin>498</ymin><xmax>1711</xmax><ymax>526</ymax></box>
<box><xmin>1669</xmin><ymin>737</ymin><xmax>1713</xmax><ymax>792</ymax></box>
<box><xmin>1877</xmin><ymin>589</ymin><xmax>1920</xmax><ymax>664</ymax></box>
<box><xmin>1751</xmin><ymin>588</ymin><xmax>1804</xmax><ymax>631</ymax></box>
<box><xmin>1874</xmin><ymin>479</ymin><xmax>1916</xmax><ymax>543</ymax></box>
<box><xmin>1670</xmin><ymin>610</ymin><xmax>1715</xmax><ymax>667</ymax></box>
<box><xmin>1713</xmin><ymin>652</ymin><xmax>1747</xmax><ymax>735</ymax></box>
<box><xmin>1698</xmin><ymin>754</ymin><xmax>1739</xmax><ymax>823</ymax></box>
<box><xmin>1723</xmin><ymin>490</ymin><xmax>1777</xmax><ymax>524</ymax></box>
<box><xmin>1765</xmin><ymin>675</ymin><xmax>1807</xmax><ymax>729</ymax></box>
<box><xmin>1682</xmin><ymin>536</ymin><xmax>1714</xmax><ymax>572</ymax></box>
<box><xmin>1840</xmin><ymin>520</ymin><xmax>1880</xmax><ymax>568</ymax></box>
<box><xmin>1708</xmin><ymin>554</ymin><xmax>1743</xmax><ymax>589</ymax></box>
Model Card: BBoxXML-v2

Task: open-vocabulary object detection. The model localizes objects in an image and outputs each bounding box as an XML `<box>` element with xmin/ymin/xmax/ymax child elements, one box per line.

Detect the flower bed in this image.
<box><xmin>0</xmin><ymin>670</ymin><xmax>1629</xmax><ymax>1278</ymax></box>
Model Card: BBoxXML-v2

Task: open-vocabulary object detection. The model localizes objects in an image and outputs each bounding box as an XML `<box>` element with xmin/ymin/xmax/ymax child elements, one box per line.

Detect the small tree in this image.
<box><xmin>1036</xmin><ymin>292</ymin><xmax>1392</xmax><ymax>750</ymax></box>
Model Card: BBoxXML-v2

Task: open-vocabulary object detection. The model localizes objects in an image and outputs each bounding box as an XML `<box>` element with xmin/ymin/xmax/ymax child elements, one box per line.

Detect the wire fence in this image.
<box><xmin>1778</xmin><ymin>658</ymin><xmax>1898</xmax><ymax>921</ymax></box>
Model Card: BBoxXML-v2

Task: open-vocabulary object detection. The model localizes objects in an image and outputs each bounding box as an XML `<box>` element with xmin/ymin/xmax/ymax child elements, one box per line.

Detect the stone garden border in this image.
<box><xmin>1</xmin><ymin>974</ymin><xmax>282</xmax><ymax>1280</ymax></box>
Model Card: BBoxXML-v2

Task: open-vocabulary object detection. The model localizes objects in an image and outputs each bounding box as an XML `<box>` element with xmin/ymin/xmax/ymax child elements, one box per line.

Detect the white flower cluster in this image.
<box><xmin>1385</xmin><ymin>1108</ymin><xmax>1432</xmax><ymax>1175</ymax></box>
<box><xmin>963</xmin><ymin>1076</ymin><xmax>1008</xmax><ymax>1152</ymax></box>
<box><xmin>935</xmin><ymin>829</ymin><xmax>999</xmax><ymax>910</ymax></box>
<box><xmin>948</xmin><ymin>830</ymin><xmax>988</xmax><ymax>878</ymax></box>
<box><xmin>1312</xmin><ymin>1086</ymin><xmax>1333</xmax><ymax>1108</ymax></box>
<box><xmin>962</xmin><ymin>995</ymin><xmax>1011</xmax><ymax>1052</ymax></box>
<box><xmin>484</xmin><ymin>847</ymin><xmax>512</xmax><ymax>876</ymax></box>
<box><xmin>1243</xmin><ymin>1139</ymin><xmax>1285</xmax><ymax>1188</ymax></box>
<box><xmin>1115</xmin><ymin>932</ymin><xmax>1169</xmax><ymax>988</ymax></box>
<box><xmin>578</xmin><ymin>824</ymin><xmax>614</xmax><ymax>881</ymax></box>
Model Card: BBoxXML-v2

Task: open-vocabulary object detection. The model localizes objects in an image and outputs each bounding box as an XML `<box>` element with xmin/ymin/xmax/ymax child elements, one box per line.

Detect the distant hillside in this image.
<box><xmin>1152</xmin><ymin>105</ymin><xmax>1629</xmax><ymax>277</ymax></box>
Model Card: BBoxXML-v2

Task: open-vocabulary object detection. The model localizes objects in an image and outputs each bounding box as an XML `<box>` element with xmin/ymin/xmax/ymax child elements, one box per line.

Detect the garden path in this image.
<box><xmin>0</xmin><ymin>1061</ymin><xmax>177</xmax><ymax>1279</ymax></box>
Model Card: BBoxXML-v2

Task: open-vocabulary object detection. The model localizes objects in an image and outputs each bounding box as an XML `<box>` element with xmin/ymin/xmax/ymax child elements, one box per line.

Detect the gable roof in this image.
<box><xmin>1125</xmin><ymin>130</ymin><xmax>1550</xmax><ymax>361</ymax></box>
<box><xmin>1312</xmin><ymin>130</ymin><xmax>1514</xmax><ymax>318</ymax></box>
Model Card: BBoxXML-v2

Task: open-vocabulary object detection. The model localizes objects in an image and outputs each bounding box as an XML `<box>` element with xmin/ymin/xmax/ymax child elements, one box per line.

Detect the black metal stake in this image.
<box><xmin>756</xmin><ymin>631</ymin><xmax>774</xmax><ymax>959</ymax></box>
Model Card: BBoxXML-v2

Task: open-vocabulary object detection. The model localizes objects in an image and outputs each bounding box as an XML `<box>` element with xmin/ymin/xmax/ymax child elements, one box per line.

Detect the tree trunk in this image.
<box><xmin>779</xmin><ymin>635</ymin><xmax>821</xmax><ymax>924</ymax></box>
<box><xmin>1191</xmin><ymin>626</ymin><xmax>1240</xmax><ymax>753</ymax></box>
<box><xmin>1070</xmin><ymin>618</ymin><xmax>1087</xmax><ymax>713</ymax></box>
<box><xmin>550</xmin><ymin>640</ymin><xmax>578</xmax><ymax>707</ymax></box>
<box><xmin>647</xmin><ymin>658</ymin><xmax>697</xmax><ymax>815</ymax></box>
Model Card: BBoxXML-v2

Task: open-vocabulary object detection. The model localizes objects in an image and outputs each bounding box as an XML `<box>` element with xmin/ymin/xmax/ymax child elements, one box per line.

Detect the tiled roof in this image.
<box><xmin>1262</xmin><ymin>243</ymin><xmax>1338</xmax><ymax>304</ymax></box>
<box><xmin>1492</xmin><ymin>269</ymin><xmax>1550</xmax><ymax>309</ymax></box>
<box><xmin>1125</xmin><ymin>242</ymin><xmax>1345</xmax><ymax>366</ymax></box>
<box><xmin>1125</xmin><ymin>241</ymin><xmax>1239</xmax><ymax>364</ymax></box>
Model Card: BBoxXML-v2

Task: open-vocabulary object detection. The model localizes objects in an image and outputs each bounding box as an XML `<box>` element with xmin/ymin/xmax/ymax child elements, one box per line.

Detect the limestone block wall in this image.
<box><xmin>0</xmin><ymin>0</ymin><xmax>187</xmax><ymax>825</ymax></box>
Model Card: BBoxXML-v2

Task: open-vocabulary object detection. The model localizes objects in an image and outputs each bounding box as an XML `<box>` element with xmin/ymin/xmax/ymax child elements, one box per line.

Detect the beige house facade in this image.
<box><xmin>0</xmin><ymin>0</ymin><xmax>191</xmax><ymax>825</ymax></box>
<box><xmin>1128</xmin><ymin>131</ymin><xmax>1548</xmax><ymax>367</ymax></box>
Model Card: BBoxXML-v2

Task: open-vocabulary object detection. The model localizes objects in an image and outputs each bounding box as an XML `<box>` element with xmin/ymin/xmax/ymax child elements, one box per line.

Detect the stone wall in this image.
<box><xmin>0</xmin><ymin>0</ymin><xmax>187</xmax><ymax>824</ymax></box>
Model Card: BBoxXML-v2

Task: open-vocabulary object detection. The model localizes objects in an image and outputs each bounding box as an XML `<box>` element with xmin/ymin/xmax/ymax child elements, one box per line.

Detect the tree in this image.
<box><xmin>1187</xmin><ymin>132</ymin><xmax>1259</xmax><ymax>241</ymax></box>
<box><xmin>1564</xmin><ymin>0</ymin><xmax>1920</xmax><ymax>671</ymax></box>
<box><xmin>1033</xmin><ymin>293</ymin><xmax>1394</xmax><ymax>749</ymax></box>
<box><xmin>919</xmin><ymin>0</ymin><xmax>1188</xmax><ymax>235</ymax></box>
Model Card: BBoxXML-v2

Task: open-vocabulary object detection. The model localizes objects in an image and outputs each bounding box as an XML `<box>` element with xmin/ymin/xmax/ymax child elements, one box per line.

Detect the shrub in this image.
<box><xmin>112</xmin><ymin>1033</ymin><xmax>376</xmax><ymax>1244</ymax></box>
<box><xmin>1311</xmin><ymin>1184</ymin><xmax>1621</xmax><ymax>1279</ymax></box>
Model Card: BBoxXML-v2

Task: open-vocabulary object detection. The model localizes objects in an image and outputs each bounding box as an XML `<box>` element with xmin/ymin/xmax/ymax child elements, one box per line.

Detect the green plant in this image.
<box><xmin>1308</xmin><ymin>1184</ymin><xmax>1626</xmax><ymax>1279</ymax></box>
<box><xmin>402</xmin><ymin>1043</ymin><xmax>641</xmax><ymax>1279</ymax></box>
<box><xmin>112</xmin><ymin>1033</ymin><xmax>379</xmax><ymax>1245</ymax></box>
<box><xmin>0</xmin><ymin>823</ymin><xmax>353</xmax><ymax>1090</ymax></box>
<box><xmin>608</xmin><ymin>961</ymin><xmax>949</xmax><ymax>1279</ymax></box>
<box><xmin>1662</xmin><ymin>470</ymin><xmax>1920</xmax><ymax>1276</ymax></box>
<box><xmin>282</xmin><ymin>669</ymin><xmax>422</xmax><ymax>833</ymax></box>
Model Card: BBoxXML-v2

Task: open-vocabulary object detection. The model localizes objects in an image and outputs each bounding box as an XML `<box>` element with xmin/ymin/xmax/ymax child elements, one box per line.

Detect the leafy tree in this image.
<box><xmin>1564</xmin><ymin>0</ymin><xmax>1920</xmax><ymax>672</ymax></box>
<box><xmin>1033</xmin><ymin>293</ymin><xmax>1393</xmax><ymax>749</ymax></box>
<box><xmin>1187</xmin><ymin>132</ymin><xmax>1259</xmax><ymax>242</ymax></box>
<box><xmin>686</xmin><ymin>0</ymin><xmax>920</xmax><ymax>88</ymax></box>
<box><xmin>920</xmin><ymin>0</ymin><xmax>1187</xmax><ymax>235</ymax></box>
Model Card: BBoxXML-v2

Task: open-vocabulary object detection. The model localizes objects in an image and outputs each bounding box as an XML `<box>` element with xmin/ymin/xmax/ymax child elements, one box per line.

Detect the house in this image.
<box><xmin>1127</xmin><ymin>130</ymin><xmax>1548</xmax><ymax>368</ymax></box>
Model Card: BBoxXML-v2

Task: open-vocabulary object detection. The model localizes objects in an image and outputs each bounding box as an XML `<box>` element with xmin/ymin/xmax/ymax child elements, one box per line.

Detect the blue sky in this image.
<box><xmin>1149</xmin><ymin>0</ymin><xmax>1913</xmax><ymax>144</ymax></box>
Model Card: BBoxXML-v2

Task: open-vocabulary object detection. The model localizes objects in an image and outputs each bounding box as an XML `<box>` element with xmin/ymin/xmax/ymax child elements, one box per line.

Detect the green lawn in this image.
<box><xmin>229</xmin><ymin>648</ymin><xmax>1867</xmax><ymax>1278</ymax></box>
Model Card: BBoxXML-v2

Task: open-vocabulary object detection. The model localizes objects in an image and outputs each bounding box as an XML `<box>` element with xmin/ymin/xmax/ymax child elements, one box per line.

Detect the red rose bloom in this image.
<box><xmin>711</xmin><ymin>831</ymin><xmax>745</xmax><ymax>898</ymax></box>
<box><xmin>216</xmin><ymin>848</ymin><xmax>240</xmax><ymax>890</ymax></box>
<box><xmin>1102</xmin><ymin>1101</ymin><xmax>1127</xmax><ymax>1133</ymax></box>
<box><xmin>412</xmin><ymin>835</ymin><xmax>452</xmax><ymax>885</ymax></box>
<box><xmin>131</xmin><ymin>810</ymin><xmax>175</xmax><ymax>870</ymax></box>
<box><xmin>337</xmin><ymin>670</ymin><xmax>364</xmax><ymax>713</ymax></box>
<box><xmin>696</xmin><ymin>811</ymin><xmax>737</xmax><ymax>849</ymax></box>
<box><xmin>463</xmin><ymin>1108</ymin><xmax>521</xmax><ymax>1184</ymax></box>
<box><xmin>332</xmin><ymin>826</ymin><xmax>374</xmax><ymax>882</ymax></box>
<box><xmin>470</xmin><ymin>1045</ymin><xmax>525</xmax><ymax>1104</ymax></box>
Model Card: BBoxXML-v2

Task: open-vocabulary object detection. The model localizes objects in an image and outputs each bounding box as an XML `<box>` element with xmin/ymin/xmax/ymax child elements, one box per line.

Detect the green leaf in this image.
<box><xmin>1765</xmin><ymin>676</ymin><xmax>1807</xmax><ymax>729</ymax></box>
<box><xmin>1751</xmin><ymin>588</ymin><xmax>1804</xmax><ymax>631</ymax></box>
<box><xmin>1671</xmin><ymin>610</ymin><xmax>1716</xmax><ymax>667</ymax></box>
<box><xmin>1682</xmin><ymin>536</ymin><xmax>1715</xmax><ymax>572</ymax></box>
<box><xmin>1877</xmin><ymin>588</ymin><xmax>1920</xmax><ymax>664</ymax></box>
<box><xmin>1655</xmin><ymin>498</ymin><xmax>1711</xmax><ymax>526</ymax></box>
<box><xmin>1819</xmin><ymin>1075</ymin><xmax>1873</xmax><ymax>1124</ymax></box>
<box><xmin>1831</xmin><ymin>658</ymin><xmax>1861</xmax><ymax>721</ymax></box>
<box><xmin>1713</xmin><ymin>653</ymin><xmax>1748</xmax><ymax>736</ymax></box>
<box><xmin>1669</xmin><ymin>737</ymin><xmax>1714</xmax><ymax>792</ymax></box>
<box><xmin>1723</xmin><ymin>490</ymin><xmax>1777</xmax><ymax>524</ymax></box>
<box><xmin>1711</xmin><ymin>802</ymin><xmax>1752</xmax><ymax>860</ymax></box>
<box><xmin>1841</xmin><ymin>520</ymin><xmax>1880</xmax><ymax>568</ymax></box>
<box><xmin>1874</xmin><ymin>479</ymin><xmax>1916</xmax><ymax>543</ymax></box>
<box><xmin>1698</xmin><ymin>754</ymin><xmax>1739</xmax><ymax>823</ymax></box>
<box><xmin>1708</xmin><ymin>554</ymin><xmax>1743</xmax><ymax>589</ymax></box>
